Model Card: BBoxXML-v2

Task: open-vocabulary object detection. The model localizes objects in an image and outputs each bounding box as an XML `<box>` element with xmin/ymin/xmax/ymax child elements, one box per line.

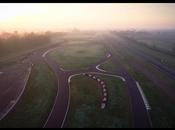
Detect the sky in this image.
<box><xmin>0</xmin><ymin>3</ymin><xmax>175</xmax><ymax>32</ymax></box>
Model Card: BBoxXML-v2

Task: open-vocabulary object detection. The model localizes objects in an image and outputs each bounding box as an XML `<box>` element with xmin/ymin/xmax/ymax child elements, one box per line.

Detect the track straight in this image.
<box><xmin>103</xmin><ymin>34</ymin><xmax>151</xmax><ymax>128</ymax></box>
<box><xmin>110</xmin><ymin>54</ymin><xmax>151</xmax><ymax>128</ymax></box>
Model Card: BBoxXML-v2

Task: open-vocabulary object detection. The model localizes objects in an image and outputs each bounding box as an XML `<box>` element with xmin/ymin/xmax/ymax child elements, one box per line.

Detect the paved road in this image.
<box><xmin>0</xmin><ymin>62</ymin><xmax>31</xmax><ymax>121</ymax></box>
<box><xmin>110</xmin><ymin>53</ymin><xmax>151</xmax><ymax>128</ymax></box>
<box><xmin>97</xmin><ymin>33</ymin><xmax>151</xmax><ymax>128</ymax></box>
<box><xmin>0</xmin><ymin>35</ymin><xmax>153</xmax><ymax>128</ymax></box>
<box><xmin>0</xmin><ymin>43</ymin><xmax>62</xmax><ymax>122</ymax></box>
<box><xmin>43</xmin><ymin>47</ymin><xmax>120</xmax><ymax>128</ymax></box>
<box><xmin>42</xmin><ymin>38</ymin><xmax>152</xmax><ymax>128</ymax></box>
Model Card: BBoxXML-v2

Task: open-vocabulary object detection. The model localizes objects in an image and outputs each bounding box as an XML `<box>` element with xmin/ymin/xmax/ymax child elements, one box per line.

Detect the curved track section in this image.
<box><xmin>42</xmin><ymin>43</ymin><xmax>151</xmax><ymax>128</ymax></box>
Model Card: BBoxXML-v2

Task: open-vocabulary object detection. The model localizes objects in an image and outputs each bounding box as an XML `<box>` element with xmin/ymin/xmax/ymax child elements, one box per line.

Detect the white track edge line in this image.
<box><xmin>136</xmin><ymin>81</ymin><xmax>151</xmax><ymax>110</ymax></box>
<box><xmin>0</xmin><ymin>66</ymin><xmax>32</xmax><ymax>121</ymax></box>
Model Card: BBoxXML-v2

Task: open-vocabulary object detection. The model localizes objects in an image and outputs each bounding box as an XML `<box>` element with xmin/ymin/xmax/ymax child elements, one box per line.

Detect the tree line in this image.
<box><xmin>0</xmin><ymin>32</ymin><xmax>51</xmax><ymax>57</ymax></box>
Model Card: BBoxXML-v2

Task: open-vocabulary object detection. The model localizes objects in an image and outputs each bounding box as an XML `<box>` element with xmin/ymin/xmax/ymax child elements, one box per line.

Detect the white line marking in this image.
<box><xmin>96</xmin><ymin>64</ymin><xmax>107</xmax><ymax>72</ymax></box>
<box><xmin>58</xmin><ymin>72</ymin><xmax>126</xmax><ymax>128</ymax></box>
<box><xmin>95</xmin><ymin>53</ymin><xmax>112</xmax><ymax>73</ymax></box>
<box><xmin>42</xmin><ymin>50</ymin><xmax>51</xmax><ymax>58</ymax></box>
<box><xmin>61</xmin><ymin>73</ymin><xmax>82</xmax><ymax>128</ymax></box>
<box><xmin>102</xmin><ymin>97</ymin><xmax>107</xmax><ymax>102</ymax></box>
<box><xmin>136</xmin><ymin>81</ymin><xmax>151</xmax><ymax>110</ymax></box>
<box><xmin>42</xmin><ymin>48</ymin><xmax>57</xmax><ymax>58</ymax></box>
<box><xmin>60</xmin><ymin>67</ymin><xmax>65</xmax><ymax>71</ymax></box>
<box><xmin>44</xmin><ymin>80</ymin><xmax>60</xmax><ymax>128</ymax></box>
<box><xmin>0</xmin><ymin>66</ymin><xmax>32</xmax><ymax>121</ymax></box>
<box><xmin>107</xmin><ymin>53</ymin><xmax>111</xmax><ymax>58</ymax></box>
<box><xmin>42</xmin><ymin>48</ymin><xmax>67</xmax><ymax>72</ymax></box>
<box><xmin>68</xmin><ymin>77</ymin><xmax>71</xmax><ymax>84</ymax></box>
<box><xmin>44</xmin><ymin>68</ymin><xmax>72</xmax><ymax>127</ymax></box>
<box><xmin>97</xmin><ymin>78</ymin><xmax>101</xmax><ymax>82</ymax></box>
<box><xmin>43</xmin><ymin>59</ymin><xmax>64</xmax><ymax>128</ymax></box>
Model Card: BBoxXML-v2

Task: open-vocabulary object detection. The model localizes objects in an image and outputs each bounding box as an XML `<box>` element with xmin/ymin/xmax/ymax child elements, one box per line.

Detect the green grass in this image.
<box><xmin>130</xmin><ymin>41</ymin><xmax>175</xmax><ymax>68</ymax></box>
<box><xmin>50</xmin><ymin>42</ymin><xmax>106</xmax><ymax>70</ymax></box>
<box><xmin>99</xmin><ymin>60</ymin><xmax>116</xmax><ymax>72</ymax></box>
<box><xmin>0</xmin><ymin>59</ymin><xmax>18</xmax><ymax>68</ymax></box>
<box><xmin>66</xmin><ymin>75</ymin><xmax>131</xmax><ymax>128</ymax></box>
<box><xmin>0</xmin><ymin>62</ymin><xmax>57</xmax><ymax>128</ymax></box>
<box><xmin>124</xmin><ymin>47</ymin><xmax>175</xmax><ymax>91</ymax></box>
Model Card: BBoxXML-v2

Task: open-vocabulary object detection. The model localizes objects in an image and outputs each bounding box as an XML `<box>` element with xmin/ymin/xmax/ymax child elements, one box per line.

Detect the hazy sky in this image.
<box><xmin>0</xmin><ymin>3</ymin><xmax>175</xmax><ymax>32</ymax></box>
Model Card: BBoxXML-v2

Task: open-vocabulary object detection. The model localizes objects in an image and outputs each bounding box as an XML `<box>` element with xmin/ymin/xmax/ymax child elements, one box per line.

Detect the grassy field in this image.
<box><xmin>126</xmin><ymin>46</ymin><xmax>175</xmax><ymax>91</ymax></box>
<box><xmin>50</xmin><ymin>42</ymin><xmax>106</xmax><ymax>70</ymax></box>
<box><xmin>129</xmin><ymin>40</ymin><xmax>175</xmax><ymax>68</ymax></box>
<box><xmin>116</xmin><ymin>33</ymin><xmax>175</xmax><ymax>67</ymax></box>
<box><xmin>0</xmin><ymin>62</ymin><xmax>57</xmax><ymax>128</ymax></box>
<box><xmin>66</xmin><ymin>75</ymin><xmax>131</xmax><ymax>128</ymax></box>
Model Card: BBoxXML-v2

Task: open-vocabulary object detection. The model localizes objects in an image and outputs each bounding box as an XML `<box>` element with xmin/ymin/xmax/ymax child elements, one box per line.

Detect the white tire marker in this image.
<box><xmin>101</xmin><ymin>103</ymin><xmax>106</xmax><ymax>109</ymax></box>
<box><xmin>102</xmin><ymin>97</ymin><xmax>107</xmax><ymax>102</ymax></box>
<box><xmin>103</xmin><ymin>93</ymin><xmax>107</xmax><ymax>97</ymax></box>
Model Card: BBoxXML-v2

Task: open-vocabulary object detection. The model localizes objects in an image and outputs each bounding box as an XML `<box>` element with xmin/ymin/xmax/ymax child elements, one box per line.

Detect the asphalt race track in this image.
<box><xmin>42</xmin><ymin>44</ymin><xmax>151</xmax><ymax>128</ymax></box>
<box><xmin>0</xmin><ymin>35</ymin><xmax>155</xmax><ymax>128</ymax></box>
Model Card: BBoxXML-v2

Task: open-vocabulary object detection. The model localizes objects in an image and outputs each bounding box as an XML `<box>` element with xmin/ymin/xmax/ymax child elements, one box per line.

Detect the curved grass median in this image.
<box><xmin>0</xmin><ymin>62</ymin><xmax>57</xmax><ymax>128</ymax></box>
<box><xmin>66</xmin><ymin>75</ymin><xmax>131</xmax><ymax>128</ymax></box>
<box><xmin>50</xmin><ymin>42</ymin><xmax>106</xmax><ymax>70</ymax></box>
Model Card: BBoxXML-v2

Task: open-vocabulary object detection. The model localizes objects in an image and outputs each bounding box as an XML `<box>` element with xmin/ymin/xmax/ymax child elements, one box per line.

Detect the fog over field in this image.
<box><xmin>1</xmin><ymin>3</ymin><xmax>175</xmax><ymax>128</ymax></box>
<box><xmin>0</xmin><ymin>3</ymin><xmax>175</xmax><ymax>32</ymax></box>
<box><xmin>0</xmin><ymin>3</ymin><xmax>175</xmax><ymax>57</ymax></box>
